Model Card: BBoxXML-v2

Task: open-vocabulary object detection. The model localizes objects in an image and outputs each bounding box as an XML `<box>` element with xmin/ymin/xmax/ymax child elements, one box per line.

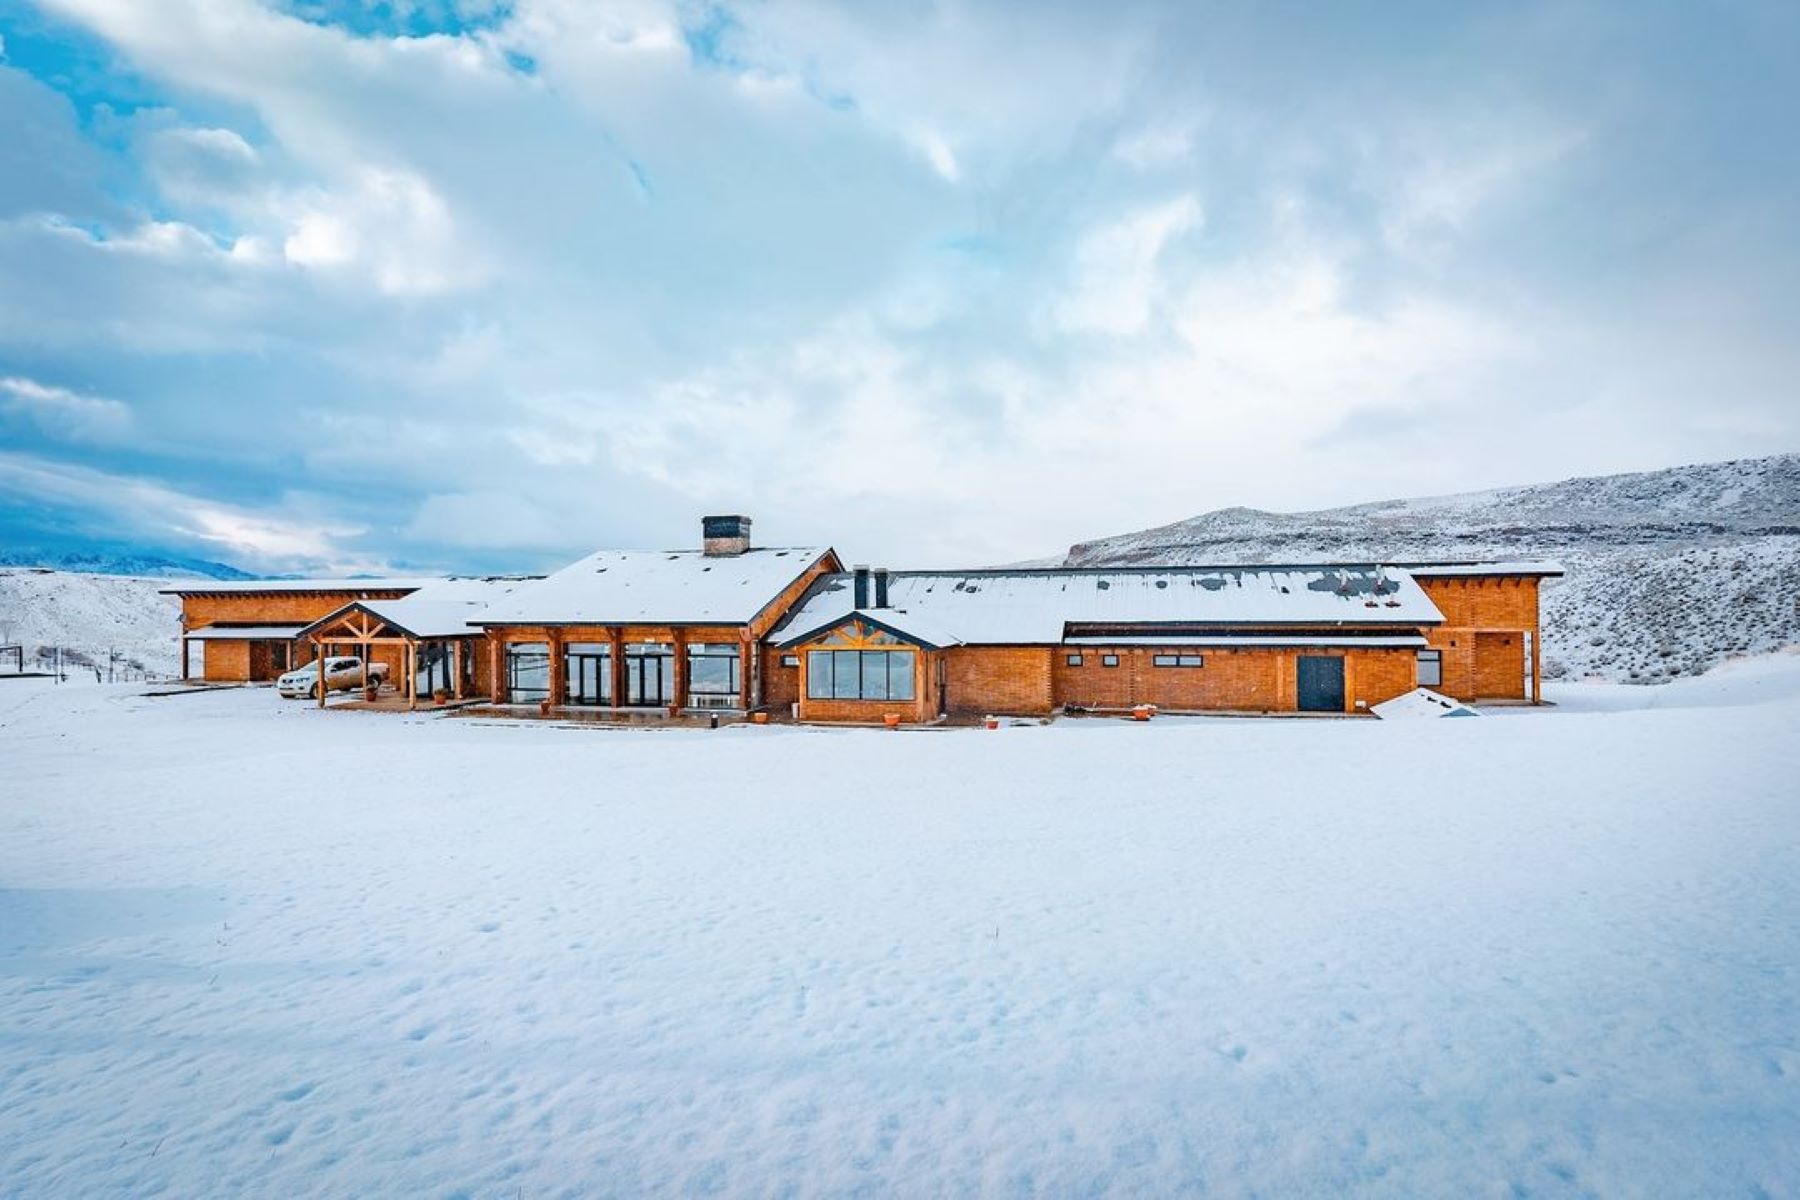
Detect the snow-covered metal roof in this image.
<box><xmin>773</xmin><ymin>566</ymin><xmax>1443</xmax><ymax>647</ymax></box>
<box><xmin>1396</xmin><ymin>561</ymin><xmax>1565</xmax><ymax>578</ymax></box>
<box><xmin>184</xmin><ymin>624</ymin><xmax>307</xmax><ymax>640</ymax></box>
<box><xmin>159</xmin><ymin>578</ymin><xmax>439</xmax><ymax>596</ymax></box>
<box><xmin>1062</xmin><ymin>635</ymin><xmax>1431</xmax><ymax>648</ymax></box>
<box><xmin>477</xmin><ymin>547</ymin><xmax>834</xmax><ymax>626</ymax></box>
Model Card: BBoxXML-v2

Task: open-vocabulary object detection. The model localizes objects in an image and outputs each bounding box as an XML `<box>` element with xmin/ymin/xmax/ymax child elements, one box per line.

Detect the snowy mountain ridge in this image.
<box><xmin>1064</xmin><ymin>453</ymin><xmax>1800</xmax><ymax>683</ymax></box>
<box><xmin>0</xmin><ymin>569</ymin><xmax>181</xmax><ymax>677</ymax></box>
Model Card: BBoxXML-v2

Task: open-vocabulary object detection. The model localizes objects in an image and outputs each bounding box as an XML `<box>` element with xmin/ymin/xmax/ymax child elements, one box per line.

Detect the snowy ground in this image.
<box><xmin>2</xmin><ymin>661</ymin><xmax>1797</xmax><ymax>1196</ymax></box>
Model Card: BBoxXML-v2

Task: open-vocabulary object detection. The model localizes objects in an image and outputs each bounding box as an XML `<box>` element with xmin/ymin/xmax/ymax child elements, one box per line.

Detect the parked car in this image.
<box><xmin>276</xmin><ymin>656</ymin><xmax>390</xmax><ymax>699</ymax></box>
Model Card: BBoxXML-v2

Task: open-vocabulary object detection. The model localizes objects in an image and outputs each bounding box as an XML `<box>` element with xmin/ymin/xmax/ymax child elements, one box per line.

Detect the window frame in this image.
<box><xmin>806</xmin><ymin>648</ymin><xmax>917</xmax><ymax>702</ymax></box>
<box><xmin>1417</xmin><ymin>648</ymin><xmax>1443</xmax><ymax>687</ymax></box>
<box><xmin>1066</xmin><ymin>653</ymin><xmax>1083</xmax><ymax>667</ymax></box>
<box><xmin>686</xmin><ymin>642</ymin><xmax>741</xmax><ymax>697</ymax></box>
<box><xmin>1102</xmin><ymin>654</ymin><xmax>1120</xmax><ymax>668</ymax></box>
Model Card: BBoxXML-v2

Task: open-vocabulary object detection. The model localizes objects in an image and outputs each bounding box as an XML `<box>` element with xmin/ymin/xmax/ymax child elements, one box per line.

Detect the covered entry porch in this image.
<box><xmin>296</xmin><ymin>604</ymin><xmax>479</xmax><ymax>710</ymax></box>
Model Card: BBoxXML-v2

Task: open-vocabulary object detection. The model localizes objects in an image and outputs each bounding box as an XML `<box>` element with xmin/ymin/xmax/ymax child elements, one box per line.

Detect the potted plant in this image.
<box><xmin>538</xmin><ymin>698</ymin><xmax>553</xmax><ymax>717</ymax></box>
<box><xmin>363</xmin><ymin>682</ymin><xmax>379</xmax><ymax>702</ymax></box>
<box><xmin>883</xmin><ymin>713</ymin><xmax>902</xmax><ymax>730</ymax></box>
<box><xmin>751</xmin><ymin>711</ymin><xmax>769</xmax><ymax>725</ymax></box>
<box><xmin>432</xmin><ymin>687</ymin><xmax>449</xmax><ymax>706</ymax></box>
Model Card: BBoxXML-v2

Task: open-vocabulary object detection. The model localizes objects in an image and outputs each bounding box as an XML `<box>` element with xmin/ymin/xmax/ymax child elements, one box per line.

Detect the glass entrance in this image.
<box><xmin>566</xmin><ymin>643</ymin><xmax>611</xmax><ymax>706</ymax></box>
<box><xmin>624</xmin><ymin>643</ymin><xmax>672</xmax><ymax>707</ymax></box>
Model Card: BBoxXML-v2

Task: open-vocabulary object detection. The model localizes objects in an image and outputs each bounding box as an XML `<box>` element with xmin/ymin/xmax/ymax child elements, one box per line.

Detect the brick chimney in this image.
<box><xmin>702</xmin><ymin>514</ymin><xmax>752</xmax><ymax>557</ymax></box>
<box><xmin>873</xmin><ymin>568</ymin><xmax>890</xmax><ymax>608</ymax></box>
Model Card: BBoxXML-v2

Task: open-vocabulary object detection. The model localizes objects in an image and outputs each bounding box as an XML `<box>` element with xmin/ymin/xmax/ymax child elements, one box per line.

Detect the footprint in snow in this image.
<box><xmin>277</xmin><ymin>1082</ymin><xmax>316</xmax><ymax>1103</ymax></box>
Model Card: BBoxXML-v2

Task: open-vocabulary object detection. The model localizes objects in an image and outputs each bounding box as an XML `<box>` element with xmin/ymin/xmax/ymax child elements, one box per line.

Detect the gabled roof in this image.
<box><xmin>773</xmin><ymin>609</ymin><xmax>963</xmax><ymax>650</ymax></box>
<box><xmin>476</xmin><ymin>547</ymin><xmax>836</xmax><ymax>626</ymax></box>
<box><xmin>298</xmin><ymin>577</ymin><xmax>537</xmax><ymax>640</ymax></box>
<box><xmin>771</xmin><ymin>566</ymin><xmax>1443</xmax><ymax>647</ymax></box>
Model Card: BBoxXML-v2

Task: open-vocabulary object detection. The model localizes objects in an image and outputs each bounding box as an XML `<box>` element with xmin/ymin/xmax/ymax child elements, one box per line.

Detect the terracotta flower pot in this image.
<box><xmin>883</xmin><ymin>713</ymin><xmax>901</xmax><ymax>730</ymax></box>
<box><xmin>363</xmin><ymin>686</ymin><xmax>379</xmax><ymax>702</ymax></box>
<box><xmin>984</xmin><ymin>716</ymin><xmax>1000</xmax><ymax>731</ymax></box>
<box><xmin>751</xmin><ymin>711</ymin><xmax>769</xmax><ymax>725</ymax></box>
<box><xmin>432</xmin><ymin>689</ymin><xmax>449</xmax><ymax>706</ymax></box>
<box><xmin>1132</xmin><ymin>704</ymin><xmax>1153</xmax><ymax>721</ymax></box>
<box><xmin>538</xmin><ymin>699</ymin><xmax>553</xmax><ymax>717</ymax></box>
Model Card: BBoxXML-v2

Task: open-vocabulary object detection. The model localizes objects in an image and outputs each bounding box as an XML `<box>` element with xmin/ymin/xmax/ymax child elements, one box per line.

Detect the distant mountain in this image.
<box><xmin>1064</xmin><ymin>453</ymin><xmax>1800</xmax><ymax>684</ymax></box>
<box><xmin>0</xmin><ymin>545</ymin><xmax>257</xmax><ymax>581</ymax></box>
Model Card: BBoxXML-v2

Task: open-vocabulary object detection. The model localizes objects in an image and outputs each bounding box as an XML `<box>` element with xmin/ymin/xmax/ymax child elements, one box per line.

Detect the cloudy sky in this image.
<box><xmin>0</xmin><ymin>0</ymin><xmax>1795</xmax><ymax>574</ymax></box>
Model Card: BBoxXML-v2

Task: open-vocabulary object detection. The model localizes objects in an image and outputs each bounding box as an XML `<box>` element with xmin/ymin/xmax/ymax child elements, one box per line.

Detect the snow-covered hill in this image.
<box><xmin>0</xmin><ymin>569</ymin><xmax>181</xmax><ymax>677</ymax></box>
<box><xmin>1064</xmin><ymin>453</ymin><xmax>1800</xmax><ymax>683</ymax></box>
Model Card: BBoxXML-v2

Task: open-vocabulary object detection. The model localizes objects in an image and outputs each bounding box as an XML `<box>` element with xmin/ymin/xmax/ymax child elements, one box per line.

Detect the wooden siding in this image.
<box><xmin>1416</xmin><ymin>576</ymin><xmax>1542</xmax><ymax>701</ymax></box>
<box><xmin>942</xmin><ymin>647</ymin><xmax>1055</xmax><ymax>716</ymax></box>
<box><xmin>1052</xmin><ymin>645</ymin><xmax>1419</xmax><ymax>713</ymax></box>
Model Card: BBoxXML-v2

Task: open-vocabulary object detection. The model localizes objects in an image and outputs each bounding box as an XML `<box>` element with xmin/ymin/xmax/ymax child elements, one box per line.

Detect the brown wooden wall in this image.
<box><xmin>1416</xmin><ymin>576</ymin><xmax>1543</xmax><ymax>701</ymax></box>
<box><xmin>178</xmin><ymin>590</ymin><xmax>414</xmax><ymax>631</ymax></box>
<box><xmin>1051</xmin><ymin>645</ymin><xmax>1419</xmax><ymax>713</ymax></box>
<box><xmin>942</xmin><ymin>646</ymin><xmax>1055</xmax><ymax>715</ymax></box>
<box><xmin>792</xmin><ymin>646</ymin><xmax>936</xmax><ymax>724</ymax></box>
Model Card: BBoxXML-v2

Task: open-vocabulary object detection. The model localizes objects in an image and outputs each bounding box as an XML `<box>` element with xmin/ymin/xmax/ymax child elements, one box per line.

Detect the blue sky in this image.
<box><xmin>0</xmin><ymin>0</ymin><xmax>1795</xmax><ymax>575</ymax></box>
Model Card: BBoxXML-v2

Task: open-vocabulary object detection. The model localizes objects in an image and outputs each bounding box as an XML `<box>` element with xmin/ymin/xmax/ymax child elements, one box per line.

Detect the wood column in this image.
<box><xmin>180</xmin><ymin>637</ymin><xmax>190</xmax><ymax>681</ymax></box>
<box><xmin>671</xmin><ymin>630</ymin><xmax>688</xmax><ymax>715</ymax></box>
<box><xmin>453</xmin><ymin>640</ymin><xmax>465</xmax><ymax>700</ymax></box>
<box><xmin>610</xmin><ymin>629</ymin><xmax>626</xmax><ymax>706</ymax></box>
<box><xmin>406</xmin><ymin>642</ymin><xmax>417</xmax><ymax>711</ymax></box>
<box><xmin>547</xmin><ymin>630</ymin><xmax>566</xmax><ymax>709</ymax></box>
<box><xmin>315</xmin><ymin>638</ymin><xmax>326</xmax><ymax>708</ymax></box>
<box><xmin>740</xmin><ymin>629</ymin><xmax>755</xmax><ymax>711</ymax></box>
<box><xmin>1530</xmin><ymin>627</ymin><xmax>1542</xmax><ymax>704</ymax></box>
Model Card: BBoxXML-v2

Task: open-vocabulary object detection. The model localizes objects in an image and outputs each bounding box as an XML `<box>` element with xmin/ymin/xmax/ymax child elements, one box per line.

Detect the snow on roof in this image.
<box><xmin>774</xmin><ymin>566</ymin><xmax>1443</xmax><ymax>647</ymax></box>
<box><xmin>1063</xmin><ymin>635</ymin><xmax>1432</xmax><ymax>648</ymax></box>
<box><xmin>477</xmin><ymin>548</ymin><xmax>833</xmax><ymax>626</ymax></box>
<box><xmin>1397</xmin><ymin>561</ymin><xmax>1565</xmax><ymax>578</ymax></box>
<box><xmin>159</xmin><ymin>577</ymin><xmax>440</xmax><ymax>596</ymax></box>
<box><xmin>356</xmin><ymin>577</ymin><xmax>539</xmax><ymax>638</ymax></box>
<box><xmin>185</xmin><ymin>624</ymin><xmax>308</xmax><ymax>640</ymax></box>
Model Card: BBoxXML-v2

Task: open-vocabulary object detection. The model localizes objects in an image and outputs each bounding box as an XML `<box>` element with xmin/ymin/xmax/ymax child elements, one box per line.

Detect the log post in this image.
<box><xmin>453</xmin><ymin>639</ymin><xmax>465</xmax><ymax>700</ymax></box>
<box><xmin>316</xmin><ymin>638</ymin><xmax>326</xmax><ymax>709</ymax></box>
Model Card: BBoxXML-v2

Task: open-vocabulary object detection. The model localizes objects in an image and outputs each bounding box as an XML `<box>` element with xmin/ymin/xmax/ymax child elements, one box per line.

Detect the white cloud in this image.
<box><xmin>1051</xmin><ymin>195</ymin><xmax>1202</xmax><ymax>336</ymax></box>
<box><xmin>0</xmin><ymin>376</ymin><xmax>132</xmax><ymax>443</ymax></box>
<box><xmin>0</xmin><ymin>451</ymin><xmax>372</xmax><ymax>570</ymax></box>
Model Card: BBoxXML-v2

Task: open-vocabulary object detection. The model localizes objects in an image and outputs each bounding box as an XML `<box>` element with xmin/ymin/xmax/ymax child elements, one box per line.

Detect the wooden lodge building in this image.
<box><xmin>164</xmin><ymin>515</ymin><xmax>1561</xmax><ymax>720</ymax></box>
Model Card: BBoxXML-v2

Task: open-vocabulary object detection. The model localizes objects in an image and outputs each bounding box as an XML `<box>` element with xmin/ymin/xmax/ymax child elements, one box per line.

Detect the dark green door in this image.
<box><xmin>1296</xmin><ymin>656</ymin><xmax>1345</xmax><ymax>712</ymax></box>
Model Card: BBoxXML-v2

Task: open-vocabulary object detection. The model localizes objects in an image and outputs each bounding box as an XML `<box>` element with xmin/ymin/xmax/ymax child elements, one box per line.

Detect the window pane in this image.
<box><xmin>888</xmin><ymin>651</ymin><xmax>915</xmax><ymax>700</ymax></box>
<box><xmin>858</xmin><ymin>651</ymin><xmax>888</xmax><ymax>700</ymax></box>
<box><xmin>832</xmin><ymin>650</ymin><xmax>861</xmax><ymax>699</ymax></box>
<box><xmin>688</xmin><ymin>645</ymin><xmax>738</xmax><ymax>695</ymax></box>
<box><xmin>806</xmin><ymin>650</ymin><xmax>833</xmax><ymax>699</ymax></box>
<box><xmin>1178</xmin><ymin>655</ymin><xmax>1205</xmax><ymax>667</ymax></box>
<box><xmin>1417</xmin><ymin>650</ymin><xmax>1442</xmax><ymax>687</ymax></box>
<box><xmin>1153</xmin><ymin>654</ymin><xmax>1177</xmax><ymax>666</ymax></box>
<box><xmin>507</xmin><ymin>643</ymin><xmax>550</xmax><ymax>703</ymax></box>
<box><xmin>1066</xmin><ymin>654</ymin><xmax>1083</xmax><ymax>666</ymax></box>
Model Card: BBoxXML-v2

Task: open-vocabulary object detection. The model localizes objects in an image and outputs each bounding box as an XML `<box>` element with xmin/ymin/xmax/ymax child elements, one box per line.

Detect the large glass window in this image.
<box><xmin>417</xmin><ymin>642</ymin><xmax>457</xmax><ymax>694</ymax></box>
<box><xmin>807</xmin><ymin>649</ymin><xmax>916</xmax><ymax>701</ymax></box>
<box><xmin>1417</xmin><ymin>649</ymin><xmax>1443</xmax><ymax>687</ymax></box>
<box><xmin>507</xmin><ymin>642</ymin><xmax>551</xmax><ymax>703</ymax></box>
<box><xmin>566</xmin><ymin>642</ymin><xmax>611</xmax><ymax>706</ymax></box>
<box><xmin>688</xmin><ymin>643</ymin><xmax>740</xmax><ymax>698</ymax></box>
<box><xmin>625</xmin><ymin>643</ymin><xmax>673</xmax><ymax>706</ymax></box>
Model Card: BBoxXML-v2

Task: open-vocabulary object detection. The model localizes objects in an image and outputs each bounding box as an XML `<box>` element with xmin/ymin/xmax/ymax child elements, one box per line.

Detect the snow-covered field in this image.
<box><xmin>2</xmin><ymin>662</ymin><xmax>1798</xmax><ymax>1196</ymax></box>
